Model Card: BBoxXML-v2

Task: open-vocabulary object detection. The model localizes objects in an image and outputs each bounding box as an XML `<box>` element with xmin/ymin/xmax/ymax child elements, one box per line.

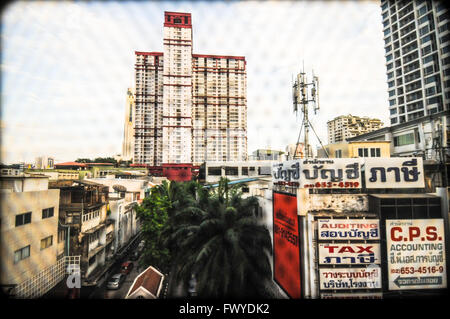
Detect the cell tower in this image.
<box><xmin>292</xmin><ymin>64</ymin><xmax>328</xmax><ymax>158</ymax></box>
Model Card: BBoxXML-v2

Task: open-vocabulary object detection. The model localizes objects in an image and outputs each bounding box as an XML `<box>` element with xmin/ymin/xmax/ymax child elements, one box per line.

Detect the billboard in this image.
<box><xmin>364</xmin><ymin>157</ymin><xmax>424</xmax><ymax>189</ymax></box>
<box><xmin>386</xmin><ymin>219</ymin><xmax>447</xmax><ymax>290</ymax></box>
<box><xmin>318</xmin><ymin>243</ymin><xmax>381</xmax><ymax>265</ymax></box>
<box><xmin>319</xmin><ymin>267</ymin><xmax>382</xmax><ymax>290</ymax></box>
<box><xmin>273</xmin><ymin>191</ymin><xmax>301</xmax><ymax>298</ymax></box>
<box><xmin>318</xmin><ymin>219</ymin><xmax>380</xmax><ymax>240</ymax></box>
<box><xmin>272</xmin><ymin>158</ymin><xmax>425</xmax><ymax>189</ymax></box>
<box><xmin>272</xmin><ymin>158</ymin><xmax>362</xmax><ymax>189</ymax></box>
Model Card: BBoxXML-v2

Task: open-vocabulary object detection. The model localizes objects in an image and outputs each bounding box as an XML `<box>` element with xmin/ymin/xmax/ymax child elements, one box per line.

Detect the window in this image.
<box><xmin>358</xmin><ymin>148</ymin><xmax>369</xmax><ymax>157</ymax></box>
<box><xmin>417</xmin><ymin>5</ymin><xmax>427</xmax><ymax>17</ymax></box>
<box><xmin>370</xmin><ymin>148</ymin><xmax>381</xmax><ymax>157</ymax></box>
<box><xmin>394</xmin><ymin>133</ymin><xmax>415</xmax><ymax>146</ymax></box>
<box><xmin>14</xmin><ymin>245</ymin><xmax>30</xmax><ymax>263</ymax></box>
<box><xmin>419</xmin><ymin>25</ymin><xmax>429</xmax><ymax>36</ymax></box>
<box><xmin>42</xmin><ymin>207</ymin><xmax>54</xmax><ymax>219</ymax></box>
<box><xmin>58</xmin><ymin>229</ymin><xmax>66</xmax><ymax>243</ymax></box>
<box><xmin>335</xmin><ymin>150</ymin><xmax>342</xmax><ymax>158</ymax></box>
<box><xmin>88</xmin><ymin>255</ymin><xmax>96</xmax><ymax>266</ymax></box>
<box><xmin>225</xmin><ymin>166</ymin><xmax>238</xmax><ymax>176</ymax></box>
<box><xmin>208</xmin><ymin>167</ymin><xmax>221</xmax><ymax>176</ymax></box>
<box><xmin>40</xmin><ymin>236</ymin><xmax>53</xmax><ymax>250</ymax></box>
<box><xmin>15</xmin><ymin>212</ymin><xmax>32</xmax><ymax>227</ymax></box>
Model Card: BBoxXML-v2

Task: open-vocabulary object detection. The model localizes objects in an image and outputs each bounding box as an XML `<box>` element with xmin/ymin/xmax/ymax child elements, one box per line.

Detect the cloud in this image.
<box><xmin>1</xmin><ymin>0</ymin><xmax>388</xmax><ymax>163</ymax></box>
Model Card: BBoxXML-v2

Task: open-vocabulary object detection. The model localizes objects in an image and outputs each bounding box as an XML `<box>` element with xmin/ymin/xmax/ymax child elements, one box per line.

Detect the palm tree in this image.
<box><xmin>167</xmin><ymin>178</ymin><xmax>276</xmax><ymax>298</ymax></box>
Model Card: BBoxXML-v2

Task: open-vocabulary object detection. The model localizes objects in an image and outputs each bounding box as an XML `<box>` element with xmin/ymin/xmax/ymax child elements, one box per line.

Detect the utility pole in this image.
<box><xmin>292</xmin><ymin>65</ymin><xmax>325</xmax><ymax>158</ymax></box>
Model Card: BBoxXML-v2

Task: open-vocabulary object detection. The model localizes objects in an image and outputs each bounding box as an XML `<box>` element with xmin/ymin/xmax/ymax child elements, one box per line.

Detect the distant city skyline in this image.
<box><xmin>1</xmin><ymin>0</ymin><xmax>388</xmax><ymax>164</ymax></box>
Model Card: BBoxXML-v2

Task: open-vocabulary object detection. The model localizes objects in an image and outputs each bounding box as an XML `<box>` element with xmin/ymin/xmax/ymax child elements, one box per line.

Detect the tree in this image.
<box><xmin>135</xmin><ymin>188</ymin><xmax>172</xmax><ymax>272</ymax></box>
<box><xmin>167</xmin><ymin>178</ymin><xmax>276</xmax><ymax>298</ymax></box>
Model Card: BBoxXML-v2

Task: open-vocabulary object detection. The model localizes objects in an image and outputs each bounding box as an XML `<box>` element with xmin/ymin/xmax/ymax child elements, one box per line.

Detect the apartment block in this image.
<box><xmin>133</xmin><ymin>11</ymin><xmax>247</xmax><ymax>167</ymax></box>
<box><xmin>327</xmin><ymin>114</ymin><xmax>383</xmax><ymax>144</ymax></box>
<box><xmin>381</xmin><ymin>0</ymin><xmax>450</xmax><ymax>124</ymax></box>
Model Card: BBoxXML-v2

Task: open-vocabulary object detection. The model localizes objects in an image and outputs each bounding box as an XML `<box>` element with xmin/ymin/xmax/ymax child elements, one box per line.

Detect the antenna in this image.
<box><xmin>292</xmin><ymin>64</ymin><xmax>327</xmax><ymax>158</ymax></box>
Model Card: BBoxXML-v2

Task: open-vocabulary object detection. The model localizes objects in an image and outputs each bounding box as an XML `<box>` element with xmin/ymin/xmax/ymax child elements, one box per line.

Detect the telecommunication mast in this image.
<box><xmin>292</xmin><ymin>64</ymin><xmax>328</xmax><ymax>158</ymax></box>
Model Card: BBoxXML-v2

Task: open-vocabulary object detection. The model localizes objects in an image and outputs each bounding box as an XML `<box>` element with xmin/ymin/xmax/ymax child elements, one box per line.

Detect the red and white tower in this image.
<box><xmin>133</xmin><ymin>11</ymin><xmax>247</xmax><ymax>173</ymax></box>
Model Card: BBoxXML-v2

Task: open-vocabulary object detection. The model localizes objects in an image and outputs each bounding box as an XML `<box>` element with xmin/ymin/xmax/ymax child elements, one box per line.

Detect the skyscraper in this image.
<box><xmin>381</xmin><ymin>0</ymin><xmax>449</xmax><ymax>125</ymax></box>
<box><xmin>133</xmin><ymin>11</ymin><xmax>247</xmax><ymax>167</ymax></box>
<box><xmin>122</xmin><ymin>88</ymin><xmax>135</xmax><ymax>162</ymax></box>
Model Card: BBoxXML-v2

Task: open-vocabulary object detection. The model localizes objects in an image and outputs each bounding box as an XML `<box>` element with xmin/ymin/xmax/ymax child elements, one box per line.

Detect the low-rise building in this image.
<box><xmin>347</xmin><ymin>111</ymin><xmax>449</xmax><ymax>187</ymax></box>
<box><xmin>49</xmin><ymin>180</ymin><xmax>112</xmax><ymax>285</ymax></box>
<box><xmin>125</xmin><ymin>266</ymin><xmax>165</xmax><ymax>299</ymax></box>
<box><xmin>317</xmin><ymin>141</ymin><xmax>391</xmax><ymax>158</ymax></box>
<box><xmin>0</xmin><ymin>172</ymin><xmax>66</xmax><ymax>298</ymax></box>
<box><xmin>201</xmin><ymin>160</ymin><xmax>276</xmax><ymax>184</ymax></box>
<box><xmin>86</xmin><ymin>178</ymin><xmax>146</xmax><ymax>255</ymax></box>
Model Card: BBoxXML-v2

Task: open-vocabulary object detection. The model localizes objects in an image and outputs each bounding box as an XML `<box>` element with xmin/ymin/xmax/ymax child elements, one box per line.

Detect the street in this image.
<box><xmin>89</xmin><ymin>240</ymin><xmax>144</xmax><ymax>299</ymax></box>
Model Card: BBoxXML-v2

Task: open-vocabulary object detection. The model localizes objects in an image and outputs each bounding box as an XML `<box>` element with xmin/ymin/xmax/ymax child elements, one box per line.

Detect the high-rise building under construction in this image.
<box><xmin>133</xmin><ymin>11</ymin><xmax>247</xmax><ymax>167</ymax></box>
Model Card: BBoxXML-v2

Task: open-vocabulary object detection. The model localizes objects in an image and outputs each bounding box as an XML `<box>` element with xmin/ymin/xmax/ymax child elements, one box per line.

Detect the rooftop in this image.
<box><xmin>127</xmin><ymin>266</ymin><xmax>164</xmax><ymax>298</ymax></box>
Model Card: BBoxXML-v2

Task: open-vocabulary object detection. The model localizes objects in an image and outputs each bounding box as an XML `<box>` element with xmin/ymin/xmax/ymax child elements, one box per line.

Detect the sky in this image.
<box><xmin>0</xmin><ymin>0</ymin><xmax>389</xmax><ymax>164</ymax></box>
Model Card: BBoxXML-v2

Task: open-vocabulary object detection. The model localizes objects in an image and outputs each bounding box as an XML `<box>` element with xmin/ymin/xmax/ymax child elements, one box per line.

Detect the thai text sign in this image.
<box><xmin>273</xmin><ymin>192</ymin><xmax>301</xmax><ymax>298</ymax></box>
<box><xmin>319</xmin><ymin>267</ymin><xmax>382</xmax><ymax>290</ymax></box>
<box><xmin>319</xmin><ymin>243</ymin><xmax>381</xmax><ymax>265</ymax></box>
<box><xmin>364</xmin><ymin>157</ymin><xmax>424</xmax><ymax>189</ymax></box>
<box><xmin>386</xmin><ymin>219</ymin><xmax>447</xmax><ymax>290</ymax></box>
<box><xmin>272</xmin><ymin>157</ymin><xmax>424</xmax><ymax>189</ymax></box>
<box><xmin>318</xmin><ymin>219</ymin><xmax>380</xmax><ymax>240</ymax></box>
<box><xmin>272</xmin><ymin>158</ymin><xmax>362</xmax><ymax>189</ymax></box>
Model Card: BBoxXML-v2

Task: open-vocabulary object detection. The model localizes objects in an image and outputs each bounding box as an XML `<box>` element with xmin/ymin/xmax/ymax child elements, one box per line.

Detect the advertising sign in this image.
<box><xmin>272</xmin><ymin>158</ymin><xmax>425</xmax><ymax>189</ymax></box>
<box><xmin>364</xmin><ymin>157</ymin><xmax>424</xmax><ymax>189</ymax></box>
<box><xmin>386</xmin><ymin>219</ymin><xmax>447</xmax><ymax>290</ymax></box>
<box><xmin>318</xmin><ymin>243</ymin><xmax>381</xmax><ymax>265</ymax></box>
<box><xmin>272</xmin><ymin>158</ymin><xmax>362</xmax><ymax>189</ymax></box>
<box><xmin>273</xmin><ymin>191</ymin><xmax>301</xmax><ymax>298</ymax></box>
<box><xmin>319</xmin><ymin>267</ymin><xmax>382</xmax><ymax>290</ymax></box>
<box><xmin>318</xmin><ymin>219</ymin><xmax>380</xmax><ymax>240</ymax></box>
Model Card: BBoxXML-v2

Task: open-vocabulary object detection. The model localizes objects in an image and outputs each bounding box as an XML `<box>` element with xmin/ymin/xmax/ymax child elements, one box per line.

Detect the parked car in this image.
<box><xmin>121</xmin><ymin>261</ymin><xmax>134</xmax><ymax>275</ymax></box>
<box><xmin>107</xmin><ymin>273</ymin><xmax>125</xmax><ymax>290</ymax></box>
<box><xmin>130</xmin><ymin>250</ymin><xmax>140</xmax><ymax>261</ymax></box>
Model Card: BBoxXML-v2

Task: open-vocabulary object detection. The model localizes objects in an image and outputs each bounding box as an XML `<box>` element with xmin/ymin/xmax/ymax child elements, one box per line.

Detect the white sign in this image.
<box><xmin>318</xmin><ymin>243</ymin><xmax>381</xmax><ymax>265</ymax></box>
<box><xmin>272</xmin><ymin>158</ymin><xmax>362</xmax><ymax>189</ymax></box>
<box><xmin>364</xmin><ymin>157</ymin><xmax>424</xmax><ymax>189</ymax></box>
<box><xmin>272</xmin><ymin>158</ymin><xmax>425</xmax><ymax>189</ymax></box>
<box><xmin>386</xmin><ymin>219</ymin><xmax>447</xmax><ymax>290</ymax></box>
<box><xmin>319</xmin><ymin>267</ymin><xmax>382</xmax><ymax>290</ymax></box>
<box><xmin>318</xmin><ymin>219</ymin><xmax>380</xmax><ymax>240</ymax></box>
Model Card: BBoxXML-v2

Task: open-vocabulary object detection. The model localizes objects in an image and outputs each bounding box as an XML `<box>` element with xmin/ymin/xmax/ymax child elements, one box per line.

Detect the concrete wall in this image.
<box><xmin>0</xmin><ymin>189</ymin><xmax>60</xmax><ymax>285</ymax></box>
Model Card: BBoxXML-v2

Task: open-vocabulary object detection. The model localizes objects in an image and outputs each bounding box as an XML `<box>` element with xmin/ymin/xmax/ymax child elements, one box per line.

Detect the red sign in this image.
<box><xmin>273</xmin><ymin>192</ymin><xmax>301</xmax><ymax>298</ymax></box>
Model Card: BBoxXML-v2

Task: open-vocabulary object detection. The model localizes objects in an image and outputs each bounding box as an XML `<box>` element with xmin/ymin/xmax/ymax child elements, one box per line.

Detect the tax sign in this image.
<box><xmin>386</xmin><ymin>219</ymin><xmax>447</xmax><ymax>290</ymax></box>
<box><xmin>319</xmin><ymin>244</ymin><xmax>381</xmax><ymax>265</ymax></box>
